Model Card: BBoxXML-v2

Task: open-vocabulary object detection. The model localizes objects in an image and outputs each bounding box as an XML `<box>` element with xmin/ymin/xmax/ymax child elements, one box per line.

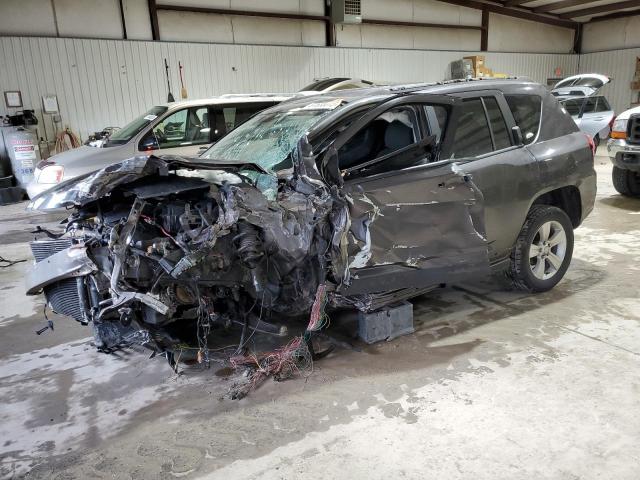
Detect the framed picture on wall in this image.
<box><xmin>4</xmin><ymin>91</ymin><xmax>23</xmax><ymax>108</ymax></box>
<box><xmin>42</xmin><ymin>94</ymin><xmax>59</xmax><ymax>114</ymax></box>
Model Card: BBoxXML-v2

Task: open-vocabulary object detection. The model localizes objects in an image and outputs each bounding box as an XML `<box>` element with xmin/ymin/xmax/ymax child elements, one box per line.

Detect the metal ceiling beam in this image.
<box><xmin>535</xmin><ymin>0</ymin><xmax>598</xmax><ymax>14</ymax></box>
<box><xmin>147</xmin><ymin>0</ymin><xmax>159</xmax><ymax>41</ymax></box>
<box><xmin>559</xmin><ymin>0</ymin><xmax>640</xmax><ymax>19</ymax></box>
<box><xmin>503</xmin><ymin>0</ymin><xmax>532</xmax><ymax>6</ymax></box>
<box><xmin>589</xmin><ymin>7</ymin><xmax>640</xmax><ymax>21</ymax></box>
<box><xmin>362</xmin><ymin>18</ymin><xmax>483</xmax><ymax>30</ymax></box>
<box><xmin>155</xmin><ymin>4</ymin><xmax>329</xmax><ymax>22</ymax></box>
<box><xmin>480</xmin><ymin>6</ymin><xmax>489</xmax><ymax>51</ymax></box>
<box><xmin>435</xmin><ymin>0</ymin><xmax>577</xmax><ymax>28</ymax></box>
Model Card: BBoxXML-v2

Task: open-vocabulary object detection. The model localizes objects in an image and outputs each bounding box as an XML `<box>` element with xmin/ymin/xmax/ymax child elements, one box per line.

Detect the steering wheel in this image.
<box><xmin>154</xmin><ymin>127</ymin><xmax>167</xmax><ymax>144</ymax></box>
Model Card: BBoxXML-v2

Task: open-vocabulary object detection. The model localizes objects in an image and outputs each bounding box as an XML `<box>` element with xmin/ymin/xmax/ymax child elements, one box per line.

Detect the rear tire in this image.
<box><xmin>593</xmin><ymin>134</ymin><xmax>600</xmax><ymax>147</ymax></box>
<box><xmin>507</xmin><ymin>205</ymin><xmax>574</xmax><ymax>293</ymax></box>
<box><xmin>612</xmin><ymin>166</ymin><xmax>640</xmax><ymax>196</ymax></box>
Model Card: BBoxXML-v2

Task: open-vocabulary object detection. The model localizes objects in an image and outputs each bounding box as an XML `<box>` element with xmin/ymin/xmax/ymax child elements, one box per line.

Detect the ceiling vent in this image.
<box><xmin>331</xmin><ymin>0</ymin><xmax>362</xmax><ymax>24</ymax></box>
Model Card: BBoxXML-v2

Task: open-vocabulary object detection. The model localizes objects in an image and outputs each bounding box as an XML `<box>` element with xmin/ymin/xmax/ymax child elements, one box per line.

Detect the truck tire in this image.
<box><xmin>507</xmin><ymin>205</ymin><xmax>574</xmax><ymax>293</ymax></box>
<box><xmin>612</xmin><ymin>166</ymin><xmax>640</xmax><ymax>197</ymax></box>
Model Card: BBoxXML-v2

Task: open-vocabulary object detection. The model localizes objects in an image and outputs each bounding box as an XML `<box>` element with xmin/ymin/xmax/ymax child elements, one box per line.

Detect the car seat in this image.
<box><xmin>379</xmin><ymin>120</ymin><xmax>414</xmax><ymax>157</ymax></box>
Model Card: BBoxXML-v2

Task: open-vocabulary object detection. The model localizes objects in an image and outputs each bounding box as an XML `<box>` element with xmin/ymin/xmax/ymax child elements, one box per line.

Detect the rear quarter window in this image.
<box><xmin>505</xmin><ymin>94</ymin><xmax>542</xmax><ymax>144</ymax></box>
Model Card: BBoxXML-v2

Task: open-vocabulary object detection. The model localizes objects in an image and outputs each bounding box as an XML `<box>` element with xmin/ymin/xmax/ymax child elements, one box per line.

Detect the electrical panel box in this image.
<box><xmin>331</xmin><ymin>0</ymin><xmax>362</xmax><ymax>24</ymax></box>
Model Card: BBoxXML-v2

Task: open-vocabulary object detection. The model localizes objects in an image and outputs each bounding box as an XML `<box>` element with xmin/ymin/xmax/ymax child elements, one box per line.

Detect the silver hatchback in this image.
<box><xmin>558</xmin><ymin>95</ymin><xmax>615</xmax><ymax>146</ymax></box>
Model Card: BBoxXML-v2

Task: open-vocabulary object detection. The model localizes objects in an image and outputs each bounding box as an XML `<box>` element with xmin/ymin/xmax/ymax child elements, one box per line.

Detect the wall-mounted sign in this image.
<box><xmin>4</xmin><ymin>91</ymin><xmax>22</xmax><ymax>108</ymax></box>
<box><xmin>42</xmin><ymin>94</ymin><xmax>59</xmax><ymax>114</ymax></box>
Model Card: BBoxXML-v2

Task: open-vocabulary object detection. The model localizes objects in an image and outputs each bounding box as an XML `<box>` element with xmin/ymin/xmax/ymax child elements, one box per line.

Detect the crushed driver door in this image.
<box><xmin>326</xmin><ymin>94</ymin><xmax>490</xmax><ymax>296</ymax></box>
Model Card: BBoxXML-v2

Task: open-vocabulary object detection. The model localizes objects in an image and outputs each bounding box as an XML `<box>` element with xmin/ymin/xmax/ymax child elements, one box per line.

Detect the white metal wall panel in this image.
<box><xmin>579</xmin><ymin>48</ymin><xmax>640</xmax><ymax>114</ymax></box>
<box><xmin>0</xmin><ymin>36</ymin><xmax>578</xmax><ymax>141</ymax></box>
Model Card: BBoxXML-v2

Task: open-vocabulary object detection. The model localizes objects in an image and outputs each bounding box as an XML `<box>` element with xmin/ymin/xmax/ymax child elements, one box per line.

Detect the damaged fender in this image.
<box><xmin>26</xmin><ymin>245</ymin><xmax>97</xmax><ymax>295</ymax></box>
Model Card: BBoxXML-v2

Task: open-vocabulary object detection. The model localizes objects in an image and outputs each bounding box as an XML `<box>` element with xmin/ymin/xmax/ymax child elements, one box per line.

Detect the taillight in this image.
<box><xmin>609</xmin><ymin>115</ymin><xmax>616</xmax><ymax>130</ymax></box>
<box><xmin>585</xmin><ymin>134</ymin><xmax>596</xmax><ymax>157</ymax></box>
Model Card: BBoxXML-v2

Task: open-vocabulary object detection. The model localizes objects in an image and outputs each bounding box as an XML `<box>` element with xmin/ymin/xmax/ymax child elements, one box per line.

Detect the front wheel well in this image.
<box><xmin>531</xmin><ymin>186</ymin><xmax>582</xmax><ymax>228</ymax></box>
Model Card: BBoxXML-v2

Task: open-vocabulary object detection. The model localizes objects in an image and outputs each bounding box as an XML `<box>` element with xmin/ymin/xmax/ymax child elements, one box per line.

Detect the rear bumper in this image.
<box><xmin>607</xmin><ymin>138</ymin><xmax>640</xmax><ymax>171</ymax></box>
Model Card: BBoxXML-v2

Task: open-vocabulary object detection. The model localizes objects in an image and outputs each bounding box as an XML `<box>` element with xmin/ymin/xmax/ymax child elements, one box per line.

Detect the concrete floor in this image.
<box><xmin>1</xmin><ymin>148</ymin><xmax>639</xmax><ymax>479</ymax></box>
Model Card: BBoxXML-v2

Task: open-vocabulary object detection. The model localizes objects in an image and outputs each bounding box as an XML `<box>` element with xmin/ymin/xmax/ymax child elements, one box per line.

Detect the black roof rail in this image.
<box><xmin>386</xmin><ymin>76</ymin><xmax>533</xmax><ymax>94</ymax></box>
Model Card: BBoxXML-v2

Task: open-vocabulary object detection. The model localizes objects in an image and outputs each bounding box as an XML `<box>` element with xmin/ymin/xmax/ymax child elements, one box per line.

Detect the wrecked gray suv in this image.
<box><xmin>26</xmin><ymin>79</ymin><xmax>596</xmax><ymax>362</ymax></box>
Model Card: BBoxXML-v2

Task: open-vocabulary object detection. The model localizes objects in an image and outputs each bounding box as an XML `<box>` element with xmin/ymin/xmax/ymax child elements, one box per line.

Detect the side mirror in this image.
<box><xmin>512</xmin><ymin>126</ymin><xmax>524</xmax><ymax>146</ymax></box>
<box><xmin>140</xmin><ymin>134</ymin><xmax>159</xmax><ymax>151</ymax></box>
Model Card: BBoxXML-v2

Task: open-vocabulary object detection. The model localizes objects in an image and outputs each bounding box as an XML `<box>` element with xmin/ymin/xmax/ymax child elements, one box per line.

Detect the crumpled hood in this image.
<box><xmin>27</xmin><ymin>155</ymin><xmax>267</xmax><ymax>211</ymax></box>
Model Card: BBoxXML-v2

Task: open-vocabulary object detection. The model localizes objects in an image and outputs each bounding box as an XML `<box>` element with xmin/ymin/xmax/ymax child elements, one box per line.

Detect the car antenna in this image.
<box><xmin>164</xmin><ymin>58</ymin><xmax>175</xmax><ymax>103</ymax></box>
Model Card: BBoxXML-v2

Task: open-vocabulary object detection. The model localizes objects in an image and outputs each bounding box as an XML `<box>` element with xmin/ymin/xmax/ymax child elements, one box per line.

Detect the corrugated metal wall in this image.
<box><xmin>0</xmin><ymin>36</ymin><xmax>578</xmax><ymax>141</ymax></box>
<box><xmin>579</xmin><ymin>48</ymin><xmax>640</xmax><ymax>115</ymax></box>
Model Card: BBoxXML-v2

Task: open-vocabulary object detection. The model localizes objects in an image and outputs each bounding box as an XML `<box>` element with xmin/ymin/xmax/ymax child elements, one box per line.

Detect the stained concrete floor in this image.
<box><xmin>1</xmin><ymin>148</ymin><xmax>639</xmax><ymax>479</ymax></box>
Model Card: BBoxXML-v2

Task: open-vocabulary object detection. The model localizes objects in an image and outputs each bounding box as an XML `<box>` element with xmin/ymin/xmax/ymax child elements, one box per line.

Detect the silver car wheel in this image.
<box><xmin>528</xmin><ymin>220</ymin><xmax>567</xmax><ymax>281</ymax></box>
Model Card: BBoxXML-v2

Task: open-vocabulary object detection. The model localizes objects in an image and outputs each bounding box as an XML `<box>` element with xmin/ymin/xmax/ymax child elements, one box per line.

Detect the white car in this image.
<box><xmin>553</xmin><ymin>73</ymin><xmax>614</xmax><ymax>146</ymax></box>
<box><xmin>607</xmin><ymin>105</ymin><xmax>640</xmax><ymax>196</ymax></box>
<box><xmin>558</xmin><ymin>95</ymin><xmax>615</xmax><ymax>146</ymax></box>
<box><xmin>551</xmin><ymin>73</ymin><xmax>611</xmax><ymax>97</ymax></box>
<box><xmin>26</xmin><ymin>94</ymin><xmax>293</xmax><ymax>199</ymax></box>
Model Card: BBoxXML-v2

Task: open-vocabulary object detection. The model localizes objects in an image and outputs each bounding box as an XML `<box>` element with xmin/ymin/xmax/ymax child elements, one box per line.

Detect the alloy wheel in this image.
<box><xmin>528</xmin><ymin>220</ymin><xmax>567</xmax><ymax>280</ymax></box>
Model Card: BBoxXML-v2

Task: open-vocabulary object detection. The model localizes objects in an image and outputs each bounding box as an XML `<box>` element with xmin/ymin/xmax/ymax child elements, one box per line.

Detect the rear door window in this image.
<box><xmin>451</xmin><ymin>98</ymin><xmax>493</xmax><ymax>158</ymax></box>
<box><xmin>483</xmin><ymin>97</ymin><xmax>511</xmax><ymax>150</ymax></box>
<box><xmin>505</xmin><ymin>94</ymin><xmax>542</xmax><ymax>144</ymax></box>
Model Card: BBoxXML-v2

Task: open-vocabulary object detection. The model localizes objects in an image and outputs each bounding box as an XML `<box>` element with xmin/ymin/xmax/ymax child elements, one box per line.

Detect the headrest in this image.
<box><xmin>384</xmin><ymin>120</ymin><xmax>414</xmax><ymax>150</ymax></box>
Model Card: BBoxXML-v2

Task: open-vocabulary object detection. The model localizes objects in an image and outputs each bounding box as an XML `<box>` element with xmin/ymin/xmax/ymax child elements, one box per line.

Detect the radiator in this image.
<box><xmin>30</xmin><ymin>239</ymin><xmax>87</xmax><ymax>323</ymax></box>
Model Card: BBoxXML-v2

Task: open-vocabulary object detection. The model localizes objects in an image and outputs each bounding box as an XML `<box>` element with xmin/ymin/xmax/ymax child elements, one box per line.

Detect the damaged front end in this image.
<box><xmin>27</xmin><ymin>152</ymin><xmax>339</xmax><ymax>360</ymax></box>
<box><xmin>26</xmin><ymin>97</ymin><xmax>490</xmax><ymax>377</ymax></box>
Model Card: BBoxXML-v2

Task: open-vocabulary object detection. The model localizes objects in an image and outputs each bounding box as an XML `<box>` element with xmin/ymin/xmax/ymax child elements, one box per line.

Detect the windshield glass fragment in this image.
<box><xmin>201</xmin><ymin>108</ymin><xmax>334</xmax><ymax>172</ymax></box>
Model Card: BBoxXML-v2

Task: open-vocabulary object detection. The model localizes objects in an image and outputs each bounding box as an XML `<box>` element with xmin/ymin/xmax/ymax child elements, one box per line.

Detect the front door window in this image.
<box><xmin>140</xmin><ymin>107</ymin><xmax>210</xmax><ymax>151</ymax></box>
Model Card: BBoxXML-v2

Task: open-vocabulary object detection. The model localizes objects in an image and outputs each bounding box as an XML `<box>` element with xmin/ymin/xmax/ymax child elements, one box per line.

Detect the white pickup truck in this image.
<box><xmin>608</xmin><ymin>105</ymin><xmax>640</xmax><ymax>196</ymax></box>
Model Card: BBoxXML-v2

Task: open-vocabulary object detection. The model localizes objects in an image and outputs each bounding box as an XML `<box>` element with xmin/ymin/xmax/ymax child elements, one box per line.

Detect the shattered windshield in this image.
<box><xmin>201</xmin><ymin>106</ymin><xmax>335</xmax><ymax>172</ymax></box>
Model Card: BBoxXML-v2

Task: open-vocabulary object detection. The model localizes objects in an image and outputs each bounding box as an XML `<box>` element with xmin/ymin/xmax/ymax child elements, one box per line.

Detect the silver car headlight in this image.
<box><xmin>37</xmin><ymin>164</ymin><xmax>64</xmax><ymax>184</ymax></box>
